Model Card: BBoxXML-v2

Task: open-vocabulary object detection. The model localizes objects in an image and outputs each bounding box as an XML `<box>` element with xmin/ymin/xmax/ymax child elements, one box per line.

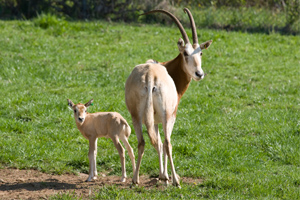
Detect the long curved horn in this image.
<box><xmin>141</xmin><ymin>9</ymin><xmax>190</xmax><ymax>44</ymax></box>
<box><xmin>184</xmin><ymin>8</ymin><xmax>198</xmax><ymax>44</ymax></box>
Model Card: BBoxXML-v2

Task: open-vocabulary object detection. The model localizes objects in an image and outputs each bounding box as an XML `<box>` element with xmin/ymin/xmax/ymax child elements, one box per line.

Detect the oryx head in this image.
<box><xmin>142</xmin><ymin>8</ymin><xmax>212</xmax><ymax>81</ymax></box>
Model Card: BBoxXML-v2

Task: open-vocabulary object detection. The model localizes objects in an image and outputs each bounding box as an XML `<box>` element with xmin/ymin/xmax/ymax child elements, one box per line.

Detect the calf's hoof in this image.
<box><xmin>120</xmin><ymin>177</ymin><xmax>126</xmax><ymax>183</ymax></box>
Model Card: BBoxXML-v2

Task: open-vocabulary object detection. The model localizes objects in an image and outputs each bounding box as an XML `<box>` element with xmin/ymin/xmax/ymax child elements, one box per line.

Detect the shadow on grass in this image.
<box><xmin>0</xmin><ymin>179</ymin><xmax>76</xmax><ymax>191</ymax></box>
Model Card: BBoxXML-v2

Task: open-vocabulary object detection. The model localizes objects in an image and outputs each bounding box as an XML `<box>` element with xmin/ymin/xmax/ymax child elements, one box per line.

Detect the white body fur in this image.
<box><xmin>68</xmin><ymin>99</ymin><xmax>136</xmax><ymax>182</ymax></box>
<box><xmin>125</xmin><ymin>64</ymin><xmax>178</xmax><ymax>185</ymax></box>
<box><xmin>125</xmin><ymin>8</ymin><xmax>212</xmax><ymax>187</ymax></box>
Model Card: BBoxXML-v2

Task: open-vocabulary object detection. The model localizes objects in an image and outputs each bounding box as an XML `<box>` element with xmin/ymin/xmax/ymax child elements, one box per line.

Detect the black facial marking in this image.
<box><xmin>152</xmin><ymin>86</ymin><xmax>157</xmax><ymax>92</ymax></box>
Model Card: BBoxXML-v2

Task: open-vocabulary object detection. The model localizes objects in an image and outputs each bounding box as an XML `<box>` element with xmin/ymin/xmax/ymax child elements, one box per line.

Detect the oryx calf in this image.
<box><xmin>67</xmin><ymin>99</ymin><xmax>136</xmax><ymax>182</ymax></box>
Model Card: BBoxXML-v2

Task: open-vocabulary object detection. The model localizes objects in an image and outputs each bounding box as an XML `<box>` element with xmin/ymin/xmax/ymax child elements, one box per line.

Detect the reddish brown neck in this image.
<box><xmin>160</xmin><ymin>54</ymin><xmax>192</xmax><ymax>107</ymax></box>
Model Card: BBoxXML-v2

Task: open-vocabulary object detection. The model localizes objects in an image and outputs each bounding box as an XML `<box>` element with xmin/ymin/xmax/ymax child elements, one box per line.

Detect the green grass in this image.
<box><xmin>0</xmin><ymin>16</ymin><xmax>300</xmax><ymax>199</ymax></box>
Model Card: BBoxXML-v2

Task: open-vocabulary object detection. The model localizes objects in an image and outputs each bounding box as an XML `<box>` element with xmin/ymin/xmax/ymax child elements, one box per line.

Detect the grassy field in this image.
<box><xmin>0</xmin><ymin>15</ymin><xmax>300</xmax><ymax>199</ymax></box>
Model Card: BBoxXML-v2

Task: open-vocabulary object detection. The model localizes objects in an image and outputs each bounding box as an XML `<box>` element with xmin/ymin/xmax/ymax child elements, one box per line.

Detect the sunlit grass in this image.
<box><xmin>0</xmin><ymin>17</ymin><xmax>299</xmax><ymax>199</ymax></box>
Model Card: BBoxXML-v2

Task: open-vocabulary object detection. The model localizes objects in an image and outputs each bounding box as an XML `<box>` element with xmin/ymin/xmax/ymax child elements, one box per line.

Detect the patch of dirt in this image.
<box><xmin>0</xmin><ymin>168</ymin><xmax>202</xmax><ymax>199</ymax></box>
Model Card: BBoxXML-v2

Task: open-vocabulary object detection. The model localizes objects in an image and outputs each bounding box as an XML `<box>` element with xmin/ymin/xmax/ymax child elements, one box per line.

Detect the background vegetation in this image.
<box><xmin>0</xmin><ymin>0</ymin><xmax>299</xmax><ymax>34</ymax></box>
<box><xmin>0</xmin><ymin>10</ymin><xmax>299</xmax><ymax>198</ymax></box>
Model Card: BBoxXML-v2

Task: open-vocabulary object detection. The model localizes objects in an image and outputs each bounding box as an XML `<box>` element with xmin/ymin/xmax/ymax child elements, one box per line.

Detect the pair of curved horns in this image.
<box><xmin>141</xmin><ymin>8</ymin><xmax>198</xmax><ymax>45</ymax></box>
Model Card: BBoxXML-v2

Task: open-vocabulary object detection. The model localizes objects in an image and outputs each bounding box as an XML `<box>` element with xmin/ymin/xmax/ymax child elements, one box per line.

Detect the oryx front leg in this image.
<box><xmin>163</xmin><ymin>142</ymin><xmax>169</xmax><ymax>182</ymax></box>
<box><xmin>153</xmin><ymin>124</ymin><xmax>165</xmax><ymax>181</ymax></box>
<box><xmin>163</xmin><ymin>117</ymin><xmax>180</xmax><ymax>187</ymax></box>
<box><xmin>145</xmin><ymin>123</ymin><xmax>164</xmax><ymax>181</ymax></box>
<box><xmin>87</xmin><ymin>137</ymin><xmax>98</xmax><ymax>182</ymax></box>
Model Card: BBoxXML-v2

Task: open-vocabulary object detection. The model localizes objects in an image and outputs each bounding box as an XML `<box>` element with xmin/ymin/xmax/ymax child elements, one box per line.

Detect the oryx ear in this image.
<box><xmin>85</xmin><ymin>99</ymin><xmax>94</xmax><ymax>108</ymax></box>
<box><xmin>200</xmin><ymin>40</ymin><xmax>213</xmax><ymax>50</ymax></box>
<box><xmin>177</xmin><ymin>38</ymin><xmax>185</xmax><ymax>52</ymax></box>
<box><xmin>67</xmin><ymin>99</ymin><xmax>74</xmax><ymax>108</ymax></box>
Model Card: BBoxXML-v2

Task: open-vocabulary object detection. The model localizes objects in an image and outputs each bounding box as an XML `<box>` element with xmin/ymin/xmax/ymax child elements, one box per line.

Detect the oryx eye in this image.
<box><xmin>200</xmin><ymin>52</ymin><xmax>203</xmax><ymax>56</ymax></box>
<box><xmin>74</xmin><ymin>110</ymin><xmax>77</xmax><ymax>113</ymax></box>
<box><xmin>183</xmin><ymin>51</ymin><xmax>188</xmax><ymax>57</ymax></box>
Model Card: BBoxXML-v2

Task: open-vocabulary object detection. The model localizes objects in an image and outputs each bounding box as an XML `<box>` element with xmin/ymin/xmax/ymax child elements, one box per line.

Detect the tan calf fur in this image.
<box><xmin>67</xmin><ymin>99</ymin><xmax>135</xmax><ymax>182</ymax></box>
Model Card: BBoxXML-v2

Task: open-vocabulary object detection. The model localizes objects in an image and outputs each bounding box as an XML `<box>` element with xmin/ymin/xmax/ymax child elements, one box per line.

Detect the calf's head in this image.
<box><xmin>67</xmin><ymin>99</ymin><xmax>93</xmax><ymax>124</ymax></box>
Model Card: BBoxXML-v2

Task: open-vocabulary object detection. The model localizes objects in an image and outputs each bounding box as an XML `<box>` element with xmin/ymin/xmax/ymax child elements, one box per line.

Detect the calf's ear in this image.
<box><xmin>67</xmin><ymin>99</ymin><xmax>74</xmax><ymax>108</ymax></box>
<box><xmin>85</xmin><ymin>99</ymin><xmax>94</xmax><ymax>108</ymax></box>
